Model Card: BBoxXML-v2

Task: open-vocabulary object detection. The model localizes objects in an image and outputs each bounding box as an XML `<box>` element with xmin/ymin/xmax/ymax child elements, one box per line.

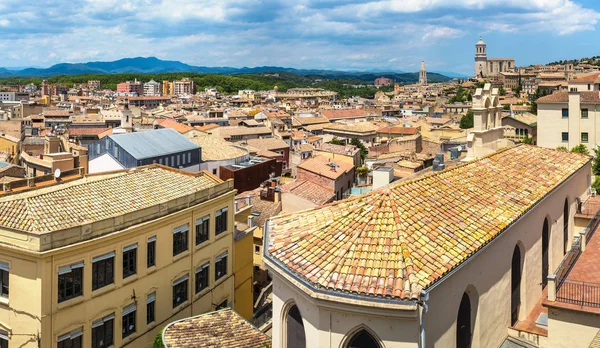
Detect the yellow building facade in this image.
<box><xmin>0</xmin><ymin>165</ymin><xmax>244</xmax><ymax>347</ymax></box>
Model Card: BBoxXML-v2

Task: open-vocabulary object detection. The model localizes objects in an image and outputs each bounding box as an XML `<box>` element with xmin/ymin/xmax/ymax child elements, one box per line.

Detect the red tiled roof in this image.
<box><xmin>572</xmin><ymin>72</ymin><xmax>600</xmax><ymax>83</ymax></box>
<box><xmin>68</xmin><ymin>128</ymin><xmax>110</xmax><ymax>136</ymax></box>
<box><xmin>297</xmin><ymin>156</ymin><xmax>355</xmax><ymax>180</ymax></box>
<box><xmin>280</xmin><ymin>180</ymin><xmax>335</xmax><ymax>205</ymax></box>
<box><xmin>377</xmin><ymin>126</ymin><xmax>418</xmax><ymax>135</ymax></box>
<box><xmin>155</xmin><ymin>118</ymin><xmax>194</xmax><ymax>134</ymax></box>
<box><xmin>266</xmin><ymin>145</ymin><xmax>590</xmax><ymax>300</ymax></box>
<box><xmin>321</xmin><ymin>109</ymin><xmax>377</xmax><ymax>120</ymax></box>
<box><xmin>537</xmin><ymin>91</ymin><xmax>600</xmax><ymax>103</ymax></box>
<box><xmin>196</xmin><ymin>124</ymin><xmax>219</xmax><ymax>132</ymax></box>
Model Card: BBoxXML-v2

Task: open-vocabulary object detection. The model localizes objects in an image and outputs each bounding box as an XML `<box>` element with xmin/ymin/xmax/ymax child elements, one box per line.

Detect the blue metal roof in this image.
<box><xmin>108</xmin><ymin>128</ymin><xmax>200</xmax><ymax>160</ymax></box>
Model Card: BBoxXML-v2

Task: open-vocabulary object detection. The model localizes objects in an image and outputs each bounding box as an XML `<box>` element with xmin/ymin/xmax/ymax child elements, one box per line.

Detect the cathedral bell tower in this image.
<box><xmin>474</xmin><ymin>36</ymin><xmax>487</xmax><ymax>78</ymax></box>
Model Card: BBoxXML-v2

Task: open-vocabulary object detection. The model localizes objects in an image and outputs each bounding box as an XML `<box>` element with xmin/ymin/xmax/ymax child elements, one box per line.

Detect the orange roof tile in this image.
<box><xmin>537</xmin><ymin>91</ymin><xmax>600</xmax><ymax>103</ymax></box>
<box><xmin>266</xmin><ymin>145</ymin><xmax>590</xmax><ymax>300</ymax></box>
<box><xmin>155</xmin><ymin>118</ymin><xmax>194</xmax><ymax>134</ymax></box>
<box><xmin>297</xmin><ymin>156</ymin><xmax>355</xmax><ymax>180</ymax></box>
<box><xmin>377</xmin><ymin>126</ymin><xmax>419</xmax><ymax>135</ymax></box>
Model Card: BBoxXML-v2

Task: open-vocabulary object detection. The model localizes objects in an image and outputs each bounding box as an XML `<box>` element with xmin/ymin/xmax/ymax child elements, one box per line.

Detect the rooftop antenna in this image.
<box><xmin>54</xmin><ymin>168</ymin><xmax>61</xmax><ymax>180</ymax></box>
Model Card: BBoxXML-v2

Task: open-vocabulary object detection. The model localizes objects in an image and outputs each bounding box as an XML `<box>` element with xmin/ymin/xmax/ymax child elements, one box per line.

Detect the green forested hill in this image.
<box><xmin>0</xmin><ymin>70</ymin><xmax>443</xmax><ymax>98</ymax></box>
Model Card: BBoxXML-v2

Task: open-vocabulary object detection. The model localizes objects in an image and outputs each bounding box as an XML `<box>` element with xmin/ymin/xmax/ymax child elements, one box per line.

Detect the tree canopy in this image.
<box><xmin>459</xmin><ymin>110</ymin><xmax>474</xmax><ymax>129</ymax></box>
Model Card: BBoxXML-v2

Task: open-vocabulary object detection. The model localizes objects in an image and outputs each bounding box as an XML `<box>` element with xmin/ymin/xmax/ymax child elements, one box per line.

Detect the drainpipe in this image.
<box><xmin>417</xmin><ymin>290</ymin><xmax>429</xmax><ymax>348</ymax></box>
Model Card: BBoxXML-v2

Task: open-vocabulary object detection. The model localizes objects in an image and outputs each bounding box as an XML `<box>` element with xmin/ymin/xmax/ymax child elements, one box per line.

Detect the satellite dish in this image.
<box><xmin>54</xmin><ymin>168</ymin><xmax>61</xmax><ymax>179</ymax></box>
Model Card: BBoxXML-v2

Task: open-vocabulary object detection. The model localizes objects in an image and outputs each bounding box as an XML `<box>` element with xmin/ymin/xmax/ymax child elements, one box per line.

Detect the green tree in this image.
<box><xmin>350</xmin><ymin>138</ymin><xmax>368</xmax><ymax>160</ymax></box>
<box><xmin>503</xmin><ymin>104</ymin><xmax>511</xmax><ymax>111</ymax></box>
<box><xmin>571</xmin><ymin>144</ymin><xmax>589</xmax><ymax>155</ymax></box>
<box><xmin>593</xmin><ymin>145</ymin><xmax>600</xmax><ymax>176</ymax></box>
<box><xmin>330</xmin><ymin>136</ymin><xmax>345</xmax><ymax>145</ymax></box>
<box><xmin>153</xmin><ymin>330</ymin><xmax>165</xmax><ymax>348</ymax></box>
<box><xmin>556</xmin><ymin>146</ymin><xmax>568</xmax><ymax>151</ymax></box>
<box><xmin>522</xmin><ymin>136</ymin><xmax>534</xmax><ymax>145</ymax></box>
<box><xmin>529</xmin><ymin>88</ymin><xmax>549</xmax><ymax>115</ymax></box>
<box><xmin>459</xmin><ymin>110</ymin><xmax>474</xmax><ymax>129</ymax></box>
<box><xmin>593</xmin><ymin>177</ymin><xmax>600</xmax><ymax>194</ymax></box>
<box><xmin>499</xmin><ymin>86</ymin><xmax>506</xmax><ymax>96</ymax></box>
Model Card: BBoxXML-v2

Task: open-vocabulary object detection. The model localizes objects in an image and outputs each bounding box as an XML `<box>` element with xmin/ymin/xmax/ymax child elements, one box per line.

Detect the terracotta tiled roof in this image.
<box><xmin>537</xmin><ymin>91</ymin><xmax>600</xmax><ymax>103</ymax></box>
<box><xmin>377</xmin><ymin>126</ymin><xmax>418</xmax><ymax>135</ymax></box>
<box><xmin>42</xmin><ymin>109</ymin><xmax>71</xmax><ymax>117</ymax></box>
<box><xmin>189</xmin><ymin>134</ymin><xmax>248</xmax><ymax>161</ymax></box>
<box><xmin>293</xmin><ymin>116</ymin><xmax>330</xmax><ymax>125</ymax></box>
<box><xmin>196</xmin><ymin>124</ymin><xmax>219</xmax><ymax>132</ymax></box>
<box><xmin>155</xmin><ymin>118</ymin><xmax>194</xmax><ymax>134</ymax></box>
<box><xmin>280</xmin><ymin>180</ymin><xmax>335</xmax><ymax>205</ymax></box>
<box><xmin>314</xmin><ymin>143</ymin><xmax>359</xmax><ymax>156</ymax></box>
<box><xmin>236</xmin><ymin>188</ymin><xmax>282</xmax><ymax>228</ymax></box>
<box><xmin>297</xmin><ymin>156</ymin><xmax>355</xmax><ymax>180</ymax></box>
<box><xmin>266</xmin><ymin>145</ymin><xmax>590</xmax><ymax>300</ymax></box>
<box><xmin>215</xmin><ymin>126</ymin><xmax>272</xmax><ymax>139</ymax></box>
<box><xmin>323</xmin><ymin>122</ymin><xmax>380</xmax><ymax>134</ymax></box>
<box><xmin>68</xmin><ymin>128</ymin><xmax>110</xmax><ymax>136</ymax></box>
<box><xmin>263</xmin><ymin>110</ymin><xmax>290</xmax><ymax>119</ymax></box>
<box><xmin>0</xmin><ymin>166</ymin><xmax>224</xmax><ymax>234</ymax></box>
<box><xmin>162</xmin><ymin>308</ymin><xmax>271</xmax><ymax>348</ymax></box>
<box><xmin>97</xmin><ymin>128</ymin><xmax>114</xmax><ymax>139</ymax></box>
<box><xmin>245</xmin><ymin>138</ymin><xmax>289</xmax><ymax>151</ymax></box>
<box><xmin>572</xmin><ymin>72</ymin><xmax>600</xmax><ymax>83</ymax></box>
<box><xmin>321</xmin><ymin>109</ymin><xmax>379</xmax><ymax>120</ymax></box>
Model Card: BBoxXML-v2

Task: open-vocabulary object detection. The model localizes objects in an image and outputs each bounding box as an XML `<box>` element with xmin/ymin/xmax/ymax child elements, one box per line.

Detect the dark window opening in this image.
<box><xmin>457</xmin><ymin>293</ymin><xmax>472</xmax><ymax>348</ymax></box>
<box><xmin>172</xmin><ymin>276</ymin><xmax>189</xmax><ymax>308</ymax></box>
<box><xmin>92</xmin><ymin>315</ymin><xmax>114</xmax><ymax>348</ymax></box>
<box><xmin>147</xmin><ymin>237</ymin><xmax>156</xmax><ymax>268</ymax></box>
<box><xmin>122</xmin><ymin>306</ymin><xmax>136</xmax><ymax>339</ymax></box>
<box><xmin>173</xmin><ymin>225</ymin><xmax>189</xmax><ymax>256</ymax></box>
<box><xmin>215</xmin><ymin>253</ymin><xmax>228</xmax><ymax>281</ymax></box>
<box><xmin>92</xmin><ymin>253</ymin><xmax>114</xmax><ymax>290</ymax></box>
<box><xmin>58</xmin><ymin>263</ymin><xmax>83</xmax><ymax>303</ymax></box>
<box><xmin>196</xmin><ymin>216</ymin><xmax>210</xmax><ymax>245</ymax></box>
<box><xmin>196</xmin><ymin>263</ymin><xmax>209</xmax><ymax>293</ymax></box>
<box><xmin>511</xmin><ymin>246</ymin><xmax>522</xmax><ymax>326</ymax></box>
<box><xmin>286</xmin><ymin>305</ymin><xmax>306</xmax><ymax>348</ymax></box>
<box><xmin>123</xmin><ymin>245</ymin><xmax>137</xmax><ymax>279</ymax></box>
<box><xmin>215</xmin><ymin>207</ymin><xmax>228</xmax><ymax>235</ymax></box>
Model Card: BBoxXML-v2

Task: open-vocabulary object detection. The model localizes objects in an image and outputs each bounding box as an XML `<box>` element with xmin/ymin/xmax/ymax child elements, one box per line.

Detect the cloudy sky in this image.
<box><xmin>0</xmin><ymin>0</ymin><xmax>599</xmax><ymax>74</ymax></box>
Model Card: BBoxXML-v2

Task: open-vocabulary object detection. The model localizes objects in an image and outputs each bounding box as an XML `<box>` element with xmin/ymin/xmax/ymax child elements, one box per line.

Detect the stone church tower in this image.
<box><xmin>474</xmin><ymin>37</ymin><xmax>487</xmax><ymax>77</ymax></box>
<box><xmin>419</xmin><ymin>61</ymin><xmax>427</xmax><ymax>85</ymax></box>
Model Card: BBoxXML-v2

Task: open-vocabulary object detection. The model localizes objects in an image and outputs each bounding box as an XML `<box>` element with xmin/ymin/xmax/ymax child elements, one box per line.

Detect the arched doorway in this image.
<box><xmin>564</xmin><ymin>199</ymin><xmax>569</xmax><ymax>255</ymax></box>
<box><xmin>286</xmin><ymin>304</ymin><xmax>306</xmax><ymax>348</ymax></box>
<box><xmin>542</xmin><ymin>219</ymin><xmax>549</xmax><ymax>288</ymax></box>
<box><xmin>511</xmin><ymin>245</ymin><xmax>522</xmax><ymax>326</ymax></box>
<box><xmin>457</xmin><ymin>292</ymin><xmax>472</xmax><ymax>348</ymax></box>
<box><xmin>347</xmin><ymin>329</ymin><xmax>381</xmax><ymax>348</ymax></box>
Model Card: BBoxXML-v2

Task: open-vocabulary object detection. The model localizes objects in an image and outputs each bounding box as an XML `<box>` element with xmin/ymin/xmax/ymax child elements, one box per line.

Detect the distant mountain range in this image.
<box><xmin>0</xmin><ymin>56</ymin><xmax>463</xmax><ymax>81</ymax></box>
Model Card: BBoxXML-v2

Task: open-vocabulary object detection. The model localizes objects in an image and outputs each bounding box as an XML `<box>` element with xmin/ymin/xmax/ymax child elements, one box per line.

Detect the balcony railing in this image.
<box><xmin>556</xmin><ymin>279</ymin><xmax>600</xmax><ymax>308</ymax></box>
<box><xmin>552</xmin><ymin>207</ymin><xmax>600</xmax><ymax>307</ymax></box>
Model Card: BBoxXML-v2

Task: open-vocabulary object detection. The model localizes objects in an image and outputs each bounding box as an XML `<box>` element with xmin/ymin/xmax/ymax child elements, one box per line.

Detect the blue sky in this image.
<box><xmin>0</xmin><ymin>0</ymin><xmax>598</xmax><ymax>75</ymax></box>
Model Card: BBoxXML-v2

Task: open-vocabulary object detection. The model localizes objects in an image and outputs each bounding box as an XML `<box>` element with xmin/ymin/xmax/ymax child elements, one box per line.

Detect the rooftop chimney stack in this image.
<box><xmin>432</xmin><ymin>153</ymin><xmax>445</xmax><ymax>172</ymax></box>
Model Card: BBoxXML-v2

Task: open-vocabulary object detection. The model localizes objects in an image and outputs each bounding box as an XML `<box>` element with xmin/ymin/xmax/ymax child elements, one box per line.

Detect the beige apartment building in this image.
<box><xmin>537</xmin><ymin>90</ymin><xmax>600</xmax><ymax>152</ymax></box>
<box><xmin>265</xmin><ymin>145</ymin><xmax>591</xmax><ymax>348</ymax></box>
<box><xmin>173</xmin><ymin>78</ymin><xmax>195</xmax><ymax>96</ymax></box>
<box><xmin>0</xmin><ymin>165</ymin><xmax>240</xmax><ymax>347</ymax></box>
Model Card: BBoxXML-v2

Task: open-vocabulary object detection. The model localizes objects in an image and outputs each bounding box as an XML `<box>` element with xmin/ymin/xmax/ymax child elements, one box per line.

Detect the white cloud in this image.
<box><xmin>0</xmin><ymin>0</ymin><xmax>597</xmax><ymax>74</ymax></box>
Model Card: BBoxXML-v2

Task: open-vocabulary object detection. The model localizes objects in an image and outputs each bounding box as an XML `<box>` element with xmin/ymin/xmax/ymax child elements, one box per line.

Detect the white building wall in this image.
<box><xmin>538</xmin><ymin>99</ymin><xmax>600</xmax><ymax>152</ymax></box>
<box><xmin>270</xmin><ymin>271</ymin><xmax>420</xmax><ymax>348</ymax></box>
